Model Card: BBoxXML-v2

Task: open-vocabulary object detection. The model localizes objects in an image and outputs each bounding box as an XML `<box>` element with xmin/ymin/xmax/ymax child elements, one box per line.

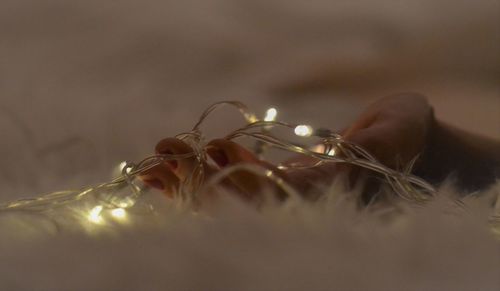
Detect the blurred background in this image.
<box><xmin>0</xmin><ymin>0</ymin><xmax>498</xmax><ymax>200</ymax></box>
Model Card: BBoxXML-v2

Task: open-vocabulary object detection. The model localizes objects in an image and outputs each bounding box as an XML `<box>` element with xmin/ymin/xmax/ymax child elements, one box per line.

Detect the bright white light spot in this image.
<box><xmin>294</xmin><ymin>125</ymin><xmax>313</xmax><ymax>137</ymax></box>
<box><xmin>111</xmin><ymin>208</ymin><xmax>126</xmax><ymax>219</ymax></box>
<box><xmin>248</xmin><ymin>115</ymin><xmax>259</xmax><ymax>123</ymax></box>
<box><xmin>118</xmin><ymin>161</ymin><xmax>132</xmax><ymax>174</ymax></box>
<box><xmin>117</xmin><ymin>197</ymin><xmax>136</xmax><ymax>208</ymax></box>
<box><xmin>327</xmin><ymin>148</ymin><xmax>336</xmax><ymax>156</ymax></box>
<box><xmin>264</xmin><ymin>108</ymin><xmax>278</xmax><ymax>122</ymax></box>
<box><xmin>88</xmin><ymin>205</ymin><xmax>103</xmax><ymax>224</ymax></box>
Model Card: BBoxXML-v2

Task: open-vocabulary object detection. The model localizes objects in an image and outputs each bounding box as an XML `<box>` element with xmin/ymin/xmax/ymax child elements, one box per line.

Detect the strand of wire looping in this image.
<box><xmin>0</xmin><ymin>100</ymin><xmax>439</xmax><ymax>214</ymax></box>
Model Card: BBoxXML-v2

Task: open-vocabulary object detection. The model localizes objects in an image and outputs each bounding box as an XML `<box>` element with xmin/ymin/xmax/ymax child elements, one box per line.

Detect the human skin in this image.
<box><xmin>140</xmin><ymin>94</ymin><xmax>500</xmax><ymax>202</ymax></box>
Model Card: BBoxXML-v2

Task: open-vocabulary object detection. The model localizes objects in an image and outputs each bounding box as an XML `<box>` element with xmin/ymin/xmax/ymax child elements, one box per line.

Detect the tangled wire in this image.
<box><xmin>0</xmin><ymin>101</ymin><xmax>438</xmax><ymax>215</ymax></box>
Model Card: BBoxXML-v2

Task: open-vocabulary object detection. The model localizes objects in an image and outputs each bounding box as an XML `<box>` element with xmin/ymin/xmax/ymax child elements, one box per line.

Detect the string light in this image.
<box><xmin>88</xmin><ymin>205</ymin><xmax>104</xmax><ymax>224</ymax></box>
<box><xmin>113</xmin><ymin>161</ymin><xmax>132</xmax><ymax>178</ymax></box>
<box><xmin>118</xmin><ymin>161</ymin><xmax>127</xmax><ymax>171</ymax></box>
<box><xmin>264</xmin><ymin>108</ymin><xmax>278</xmax><ymax>122</ymax></box>
<box><xmin>7</xmin><ymin>100</ymin><xmax>489</xmax><ymax>233</ymax></box>
<box><xmin>117</xmin><ymin>197</ymin><xmax>136</xmax><ymax>208</ymax></box>
<box><xmin>111</xmin><ymin>208</ymin><xmax>126</xmax><ymax>219</ymax></box>
<box><xmin>294</xmin><ymin>125</ymin><xmax>313</xmax><ymax>137</ymax></box>
<box><xmin>119</xmin><ymin>161</ymin><xmax>132</xmax><ymax>174</ymax></box>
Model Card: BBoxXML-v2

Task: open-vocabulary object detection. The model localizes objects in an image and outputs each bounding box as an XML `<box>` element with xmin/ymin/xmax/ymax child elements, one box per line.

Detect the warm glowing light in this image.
<box><xmin>111</xmin><ymin>208</ymin><xmax>126</xmax><ymax>219</ymax></box>
<box><xmin>294</xmin><ymin>125</ymin><xmax>313</xmax><ymax>137</ymax></box>
<box><xmin>248</xmin><ymin>115</ymin><xmax>259</xmax><ymax>123</ymax></box>
<box><xmin>117</xmin><ymin>197</ymin><xmax>135</xmax><ymax>208</ymax></box>
<box><xmin>88</xmin><ymin>205</ymin><xmax>103</xmax><ymax>224</ymax></box>
<box><xmin>117</xmin><ymin>161</ymin><xmax>132</xmax><ymax>174</ymax></box>
<box><xmin>327</xmin><ymin>148</ymin><xmax>336</xmax><ymax>156</ymax></box>
<box><xmin>264</xmin><ymin>108</ymin><xmax>278</xmax><ymax>122</ymax></box>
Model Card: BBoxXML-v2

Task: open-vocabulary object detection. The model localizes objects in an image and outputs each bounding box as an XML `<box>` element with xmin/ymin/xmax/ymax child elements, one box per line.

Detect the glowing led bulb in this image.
<box><xmin>294</xmin><ymin>125</ymin><xmax>313</xmax><ymax>137</ymax></box>
<box><xmin>264</xmin><ymin>108</ymin><xmax>278</xmax><ymax>122</ymax></box>
<box><xmin>111</xmin><ymin>208</ymin><xmax>126</xmax><ymax>219</ymax></box>
<box><xmin>88</xmin><ymin>205</ymin><xmax>103</xmax><ymax>224</ymax></box>
<box><xmin>117</xmin><ymin>197</ymin><xmax>135</xmax><ymax>208</ymax></box>
<box><xmin>118</xmin><ymin>161</ymin><xmax>127</xmax><ymax>170</ymax></box>
<box><xmin>118</xmin><ymin>161</ymin><xmax>132</xmax><ymax>174</ymax></box>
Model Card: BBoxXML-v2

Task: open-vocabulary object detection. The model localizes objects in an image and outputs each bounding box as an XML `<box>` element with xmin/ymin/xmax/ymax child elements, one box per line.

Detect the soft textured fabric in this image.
<box><xmin>1</xmin><ymin>1</ymin><xmax>498</xmax><ymax>289</ymax></box>
<box><xmin>1</xmin><ymin>182</ymin><xmax>499</xmax><ymax>290</ymax></box>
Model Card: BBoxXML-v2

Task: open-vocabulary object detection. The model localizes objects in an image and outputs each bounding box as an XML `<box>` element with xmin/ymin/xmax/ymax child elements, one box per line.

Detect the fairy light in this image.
<box><xmin>114</xmin><ymin>161</ymin><xmax>132</xmax><ymax>177</ymax></box>
<box><xmin>0</xmin><ymin>100</ymin><xmax>441</xmax><ymax>231</ymax></box>
<box><xmin>119</xmin><ymin>161</ymin><xmax>127</xmax><ymax>171</ymax></box>
<box><xmin>294</xmin><ymin>125</ymin><xmax>313</xmax><ymax>137</ymax></box>
<box><xmin>111</xmin><ymin>208</ymin><xmax>126</xmax><ymax>219</ymax></box>
<box><xmin>264</xmin><ymin>108</ymin><xmax>278</xmax><ymax>122</ymax></box>
<box><xmin>248</xmin><ymin>115</ymin><xmax>259</xmax><ymax>123</ymax></box>
<box><xmin>120</xmin><ymin>162</ymin><xmax>132</xmax><ymax>174</ymax></box>
<box><xmin>88</xmin><ymin>205</ymin><xmax>104</xmax><ymax>224</ymax></box>
<box><xmin>117</xmin><ymin>197</ymin><xmax>136</xmax><ymax>208</ymax></box>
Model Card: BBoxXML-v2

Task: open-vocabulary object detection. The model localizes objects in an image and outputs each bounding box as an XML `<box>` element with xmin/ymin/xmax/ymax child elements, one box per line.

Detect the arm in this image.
<box><xmin>416</xmin><ymin>121</ymin><xmax>500</xmax><ymax>192</ymax></box>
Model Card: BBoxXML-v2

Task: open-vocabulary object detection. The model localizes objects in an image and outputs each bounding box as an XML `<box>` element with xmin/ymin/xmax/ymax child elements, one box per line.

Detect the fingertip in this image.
<box><xmin>155</xmin><ymin>137</ymin><xmax>193</xmax><ymax>156</ymax></box>
<box><xmin>207</xmin><ymin>139</ymin><xmax>259</xmax><ymax>166</ymax></box>
<box><xmin>206</xmin><ymin>145</ymin><xmax>229</xmax><ymax>167</ymax></box>
<box><xmin>155</xmin><ymin>137</ymin><xmax>198</xmax><ymax>179</ymax></box>
<box><xmin>139</xmin><ymin>164</ymin><xmax>179</xmax><ymax>198</ymax></box>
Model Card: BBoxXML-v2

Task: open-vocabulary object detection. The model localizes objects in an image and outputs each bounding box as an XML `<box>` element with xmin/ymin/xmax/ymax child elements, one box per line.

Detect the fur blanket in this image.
<box><xmin>0</xmin><ymin>0</ymin><xmax>498</xmax><ymax>290</ymax></box>
<box><xmin>1</xmin><ymin>182</ymin><xmax>499</xmax><ymax>291</ymax></box>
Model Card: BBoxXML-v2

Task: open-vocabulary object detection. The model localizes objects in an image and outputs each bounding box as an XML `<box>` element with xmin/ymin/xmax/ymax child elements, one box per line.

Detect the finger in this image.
<box><xmin>155</xmin><ymin>137</ymin><xmax>199</xmax><ymax>182</ymax></box>
<box><xmin>342</xmin><ymin>112</ymin><xmax>378</xmax><ymax>138</ymax></box>
<box><xmin>139</xmin><ymin>163</ymin><xmax>179</xmax><ymax>198</ymax></box>
<box><xmin>206</xmin><ymin>139</ymin><xmax>287</xmax><ymax>200</ymax></box>
<box><xmin>344</xmin><ymin>123</ymin><xmax>398</xmax><ymax>162</ymax></box>
<box><xmin>155</xmin><ymin>137</ymin><xmax>242</xmax><ymax>202</ymax></box>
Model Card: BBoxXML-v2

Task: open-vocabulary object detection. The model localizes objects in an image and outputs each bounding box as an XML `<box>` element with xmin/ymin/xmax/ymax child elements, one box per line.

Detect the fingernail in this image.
<box><xmin>207</xmin><ymin>147</ymin><xmax>229</xmax><ymax>167</ymax></box>
<box><xmin>143</xmin><ymin>178</ymin><xmax>165</xmax><ymax>190</ymax></box>
<box><xmin>159</xmin><ymin>149</ymin><xmax>178</xmax><ymax>170</ymax></box>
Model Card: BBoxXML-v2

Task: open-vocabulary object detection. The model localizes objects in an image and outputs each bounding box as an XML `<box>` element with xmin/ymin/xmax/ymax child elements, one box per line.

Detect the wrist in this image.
<box><xmin>415</xmin><ymin>119</ymin><xmax>499</xmax><ymax>192</ymax></box>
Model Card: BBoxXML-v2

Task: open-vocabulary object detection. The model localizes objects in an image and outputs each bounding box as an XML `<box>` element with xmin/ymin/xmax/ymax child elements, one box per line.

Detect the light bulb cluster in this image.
<box><xmin>88</xmin><ymin>205</ymin><xmax>128</xmax><ymax>224</ymax></box>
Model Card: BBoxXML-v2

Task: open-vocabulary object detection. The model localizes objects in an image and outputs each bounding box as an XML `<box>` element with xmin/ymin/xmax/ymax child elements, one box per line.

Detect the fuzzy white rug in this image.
<box><xmin>1</xmin><ymin>181</ymin><xmax>499</xmax><ymax>291</ymax></box>
<box><xmin>1</xmin><ymin>0</ymin><xmax>498</xmax><ymax>290</ymax></box>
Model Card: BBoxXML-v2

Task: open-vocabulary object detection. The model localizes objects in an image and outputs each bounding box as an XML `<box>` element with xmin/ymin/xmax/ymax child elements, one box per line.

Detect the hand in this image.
<box><xmin>342</xmin><ymin>93</ymin><xmax>434</xmax><ymax>169</ymax></box>
<box><xmin>140</xmin><ymin>137</ymin><xmax>288</xmax><ymax>204</ymax></box>
<box><xmin>140</xmin><ymin>93</ymin><xmax>436</xmax><ymax>203</ymax></box>
<box><xmin>282</xmin><ymin>93</ymin><xmax>436</xmax><ymax>201</ymax></box>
